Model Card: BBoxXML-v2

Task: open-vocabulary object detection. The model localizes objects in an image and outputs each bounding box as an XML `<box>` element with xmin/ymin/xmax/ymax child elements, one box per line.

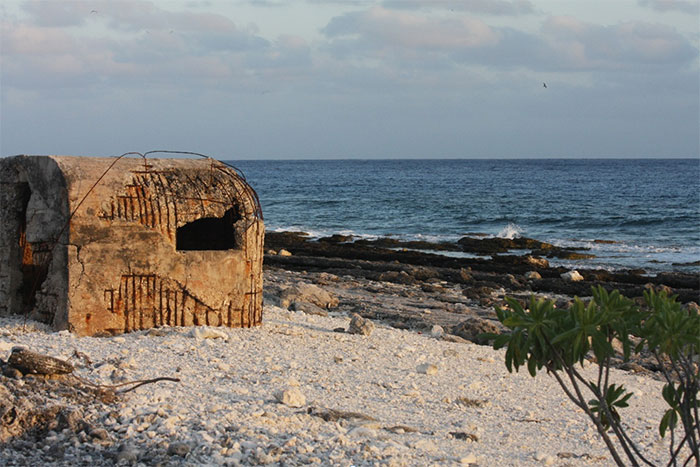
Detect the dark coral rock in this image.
<box><xmin>457</xmin><ymin>236</ymin><xmax>556</xmax><ymax>254</ymax></box>
<box><xmin>318</xmin><ymin>234</ymin><xmax>354</xmax><ymax>243</ymax></box>
<box><xmin>451</xmin><ymin>317</ymin><xmax>502</xmax><ymax>345</ymax></box>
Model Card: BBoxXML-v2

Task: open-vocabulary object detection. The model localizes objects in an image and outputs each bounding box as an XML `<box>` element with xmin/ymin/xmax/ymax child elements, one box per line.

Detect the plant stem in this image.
<box><xmin>570</xmin><ymin>363</ymin><xmax>650</xmax><ymax>466</ymax></box>
<box><xmin>549</xmin><ymin>368</ymin><xmax>628</xmax><ymax>466</ymax></box>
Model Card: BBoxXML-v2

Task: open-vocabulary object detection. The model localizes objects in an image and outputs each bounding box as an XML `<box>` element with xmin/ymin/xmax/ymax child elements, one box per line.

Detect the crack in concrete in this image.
<box><xmin>70</xmin><ymin>243</ymin><xmax>86</xmax><ymax>290</ymax></box>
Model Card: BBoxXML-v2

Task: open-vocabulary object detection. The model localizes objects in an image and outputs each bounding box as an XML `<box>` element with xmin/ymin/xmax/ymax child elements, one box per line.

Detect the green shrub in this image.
<box><xmin>488</xmin><ymin>286</ymin><xmax>698</xmax><ymax>466</ymax></box>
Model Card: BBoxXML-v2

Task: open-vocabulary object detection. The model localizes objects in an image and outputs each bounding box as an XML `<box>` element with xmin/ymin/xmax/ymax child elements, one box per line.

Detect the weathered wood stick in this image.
<box><xmin>6</xmin><ymin>348</ymin><xmax>74</xmax><ymax>375</ymax></box>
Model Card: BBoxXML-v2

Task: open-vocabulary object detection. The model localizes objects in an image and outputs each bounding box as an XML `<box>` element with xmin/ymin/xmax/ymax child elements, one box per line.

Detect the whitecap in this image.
<box><xmin>496</xmin><ymin>223</ymin><xmax>523</xmax><ymax>240</ymax></box>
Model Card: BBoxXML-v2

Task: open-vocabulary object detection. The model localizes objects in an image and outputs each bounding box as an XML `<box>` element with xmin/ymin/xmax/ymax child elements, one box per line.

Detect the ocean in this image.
<box><xmin>228</xmin><ymin>159</ymin><xmax>700</xmax><ymax>273</ymax></box>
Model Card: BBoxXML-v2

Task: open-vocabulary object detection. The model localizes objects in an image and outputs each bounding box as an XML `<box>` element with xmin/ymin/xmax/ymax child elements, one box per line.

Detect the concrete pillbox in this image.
<box><xmin>0</xmin><ymin>155</ymin><xmax>264</xmax><ymax>336</ymax></box>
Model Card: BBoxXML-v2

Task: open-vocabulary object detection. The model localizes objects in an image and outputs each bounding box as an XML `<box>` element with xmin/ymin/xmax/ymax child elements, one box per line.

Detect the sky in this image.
<box><xmin>1</xmin><ymin>0</ymin><xmax>698</xmax><ymax>159</ymax></box>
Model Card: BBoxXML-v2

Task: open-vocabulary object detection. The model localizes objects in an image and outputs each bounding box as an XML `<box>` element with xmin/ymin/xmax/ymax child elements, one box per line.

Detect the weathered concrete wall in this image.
<box><xmin>0</xmin><ymin>157</ymin><xmax>70</xmax><ymax>327</ymax></box>
<box><xmin>0</xmin><ymin>155</ymin><xmax>264</xmax><ymax>336</ymax></box>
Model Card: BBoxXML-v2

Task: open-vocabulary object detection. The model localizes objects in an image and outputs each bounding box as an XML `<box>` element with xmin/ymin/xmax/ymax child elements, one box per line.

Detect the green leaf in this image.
<box><xmin>504</xmin><ymin>347</ymin><xmax>514</xmax><ymax>373</ymax></box>
<box><xmin>492</xmin><ymin>334</ymin><xmax>511</xmax><ymax>350</ymax></box>
<box><xmin>659</xmin><ymin>409</ymin><xmax>678</xmax><ymax>437</ymax></box>
<box><xmin>591</xmin><ymin>334</ymin><xmax>613</xmax><ymax>362</ymax></box>
<box><xmin>550</xmin><ymin>328</ymin><xmax>580</xmax><ymax>345</ymax></box>
<box><xmin>527</xmin><ymin>356</ymin><xmax>537</xmax><ymax>377</ymax></box>
<box><xmin>615</xmin><ymin>391</ymin><xmax>633</xmax><ymax>408</ymax></box>
<box><xmin>662</xmin><ymin>384</ymin><xmax>679</xmax><ymax>408</ymax></box>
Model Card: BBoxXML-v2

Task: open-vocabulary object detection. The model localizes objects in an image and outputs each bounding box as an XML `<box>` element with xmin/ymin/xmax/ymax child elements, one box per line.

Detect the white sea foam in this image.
<box><xmin>496</xmin><ymin>223</ymin><xmax>523</xmax><ymax>240</ymax></box>
<box><xmin>268</xmin><ymin>226</ymin><xmax>464</xmax><ymax>244</ymax></box>
<box><xmin>268</xmin><ymin>225</ymin><xmax>381</xmax><ymax>241</ymax></box>
<box><xmin>388</xmin><ymin>248</ymin><xmax>489</xmax><ymax>259</ymax></box>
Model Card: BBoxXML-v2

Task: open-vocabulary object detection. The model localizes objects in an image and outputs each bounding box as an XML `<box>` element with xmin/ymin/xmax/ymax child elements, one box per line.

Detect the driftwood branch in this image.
<box><xmin>5</xmin><ymin>348</ymin><xmax>74</xmax><ymax>375</ymax></box>
<box><xmin>3</xmin><ymin>348</ymin><xmax>180</xmax><ymax>397</ymax></box>
<box><xmin>70</xmin><ymin>374</ymin><xmax>181</xmax><ymax>394</ymax></box>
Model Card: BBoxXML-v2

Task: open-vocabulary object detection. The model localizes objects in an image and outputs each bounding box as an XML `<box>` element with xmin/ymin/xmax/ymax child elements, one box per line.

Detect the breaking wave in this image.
<box><xmin>496</xmin><ymin>223</ymin><xmax>523</xmax><ymax>240</ymax></box>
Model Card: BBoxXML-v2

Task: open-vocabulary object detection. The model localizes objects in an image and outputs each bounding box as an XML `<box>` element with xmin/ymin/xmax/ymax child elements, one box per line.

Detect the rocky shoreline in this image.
<box><xmin>264</xmin><ymin>231</ymin><xmax>699</xmax><ymax>303</ymax></box>
<box><xmin>264</xmin><ymin>231</ymin><xmax>699</xmax><ymax>376</ymax></box>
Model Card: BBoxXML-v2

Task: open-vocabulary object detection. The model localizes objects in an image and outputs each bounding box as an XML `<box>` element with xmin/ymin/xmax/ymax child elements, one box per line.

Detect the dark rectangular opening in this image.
<box><xmin>17</xmin><ymin>183</ymin><xmax>50</xmax><ymax>315</ymax></box>
<box><xmin>176</xmin><ymin>207</ymin><xmax>240</xmax><ymax>251</ymax></box>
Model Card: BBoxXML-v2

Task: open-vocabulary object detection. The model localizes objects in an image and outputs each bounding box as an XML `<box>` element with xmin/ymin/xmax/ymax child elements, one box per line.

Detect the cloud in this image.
<box><xmin>244</xmin><ymin>35</ymin><xmax>313</xmax><ymax>76</ymax></box>
<box><xmin>638</xmin><ymin>0</ymin><xmax>700</xmax><ymax>14</ymax></box>
<box><xmin>243</xmin><ymin>0</ymin><xmax>288</xmax><ymax>6</ymax></box>
<box><xmin>321</xmin><ymin>7</ymin><xmax>697</xmax><ymax>74</ymax></box>
<box><xmin>20</xmin><ymin>0</ymin><xmax>258</xmax><ymax>37</ymax></box>
<box><xmin>541</xmin><ymin>16</ymin><xmax>698</xmax><ymax>69</ymax></box>
<box><xmin>382</xmin><ymin>0</ymin><xmax>535</xmax><ymax>15</ymax></box>
<box><xmin>0</xmin><ymin>21</ymin><xmax>112</xmax><ymax>91</ymax></box>
<box><xmin>6</xmin><ymin>1</ymin><xmax>696</xmax><ymax>99</ymax></box>
<box><xmin>323</xmin><ymin>7</ymin><xmax>500</xmax><ymax>51</ymax></box>
<box><xmin>306</xmin><ymin>0</ymin><xmax>374</xmax><ymax>5</ymax></box>
<box><xmin>2</xmin><ymin>23</ymin><xmax>78</xmax><ymax>56</ymax></box>
<box><xmin>306</xmin><ymin>0</ymin><xmax>536</xmax><ymax>15</ymax></box>
<box><xmin>20</xmin><ymin>0</ymin><xmax>91</xmax><ymax>27</ymax></box>
<box><xmin>2</xmin><ymin>1</ymin><xmax>275</xmax><ymax>94</ymax></box>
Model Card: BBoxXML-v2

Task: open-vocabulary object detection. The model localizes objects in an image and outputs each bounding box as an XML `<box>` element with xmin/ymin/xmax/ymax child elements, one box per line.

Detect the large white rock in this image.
<box><xmin>274</xmin><ymin>387</ymin><xmax>306</xmax><ymax>408</ymax></box>
<box><xmin>560</xmin><ymin>270</ymin><xmax>584</xmax><ymax>282</ymax></box>
<box><xmin>279</xmin><ymin>282</ymin><xmax>338</xmax><ymax>309</ymax></box>
<box><xmin>417</xmin><ymin>363</ymin><xmax>438</xmax><ymax>375</ymax></box>
<box><xmin>191</xmin><ymin>327</ymin><xmax>228</xmax><ymax>340</ymax></box>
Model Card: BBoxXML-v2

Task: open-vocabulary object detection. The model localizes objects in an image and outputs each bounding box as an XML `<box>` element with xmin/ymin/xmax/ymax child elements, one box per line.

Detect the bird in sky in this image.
<box><xmin>543</xmin><ymin>82</ymin><xmax>547</xmax><ymax>88</ymax></box>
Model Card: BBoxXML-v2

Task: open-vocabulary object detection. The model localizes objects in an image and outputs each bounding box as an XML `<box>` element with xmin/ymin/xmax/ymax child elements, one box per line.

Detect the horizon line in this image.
<box><xmin>3</xmin><ymin>154</ymin><xmax>698</xmax><ymax>161</ymax></box>
<box><xmin>223</xmin><ymin>156</ymin><xmax>700</xmax><ymax>161</ymax></box>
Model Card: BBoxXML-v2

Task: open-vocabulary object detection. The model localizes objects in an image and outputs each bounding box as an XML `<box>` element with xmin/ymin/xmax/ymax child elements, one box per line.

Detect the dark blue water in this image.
<box><xmin>228</xmin><ymin>159</ymin><xmax>700</xmax><ymax>272</ymax></box>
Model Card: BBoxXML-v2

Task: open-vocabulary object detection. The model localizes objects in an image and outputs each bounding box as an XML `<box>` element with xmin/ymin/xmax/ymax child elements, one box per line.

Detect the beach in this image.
<box><xmin>1</xmin><ymin>233</ymin><xmax>698</xmax><ymax>466</ymax></box>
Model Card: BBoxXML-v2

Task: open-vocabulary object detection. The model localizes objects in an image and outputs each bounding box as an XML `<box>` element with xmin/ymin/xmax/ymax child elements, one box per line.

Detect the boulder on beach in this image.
<box><xmin>167</xmin><ymin>442</ymin><xmax>190</xmax><ymax>457</ymax></box>
<box><xmin>347</xmin><ymin>313</ymin><xmax>374</xmax><ymax>336</ymax></box>
<box><xmin>417</xmin><ymin>363</ymin><xmax>438</xmax><ymax>375</ymax></box>
<box><xmin>274</xmin><ymin>387</ymin><xmax>306</xmax><ymax>407</ymax></box>
<box><xmin>279</xmin><ymin>282</ymin><xmax>339</xmax><ymax>309</ymax></box>
<box><xmin>524</xmin><ymin>256</ymin><xmax>550</xmax><ymax>268</ymax></box>
<box><xmin>290</xmin><ymin>301</ymin><xmax>329</xmax><ymax>317</ymax></box>
<box><xmin>451</xmin><ymin>317</ymin><xmax>501</xmax><ymax>345</ymax></box>
<box><xmin>561</xmin><ymin>270</ymin><xmax>584</xmax><ymax>282</ymax></box>
<box><xmin>378</xmin><ymin>270</ymin><xmax>416</xmax><ymax>285</ymax></box>
<box><xmin>462</xmin><ymin>286</ymin><xmax>496</xmax><ymax>300</ymax></box>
